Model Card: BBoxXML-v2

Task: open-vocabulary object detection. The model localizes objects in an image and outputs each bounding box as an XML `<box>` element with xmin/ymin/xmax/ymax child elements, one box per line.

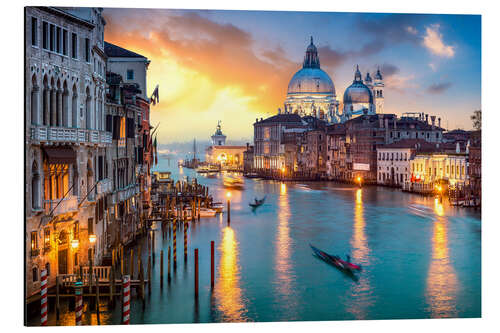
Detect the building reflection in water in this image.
<box><xmin>425</xmin><ymin>199</ymin><xmax>458</xmax><ymax>318</ymax></box>
<box><xmin>214</xmin><ymin>226</ymin><xmax>248</xmax><ymax>322</ymax></box>
<box><xmin>346</xmin><ymin>189</ymin><xmax>374</xmax><ymax>319</ymax></box>
<box><xmin>274</xmin><ymin>182</ymin><xmax>298</xmax><ymax>319</ymax></box>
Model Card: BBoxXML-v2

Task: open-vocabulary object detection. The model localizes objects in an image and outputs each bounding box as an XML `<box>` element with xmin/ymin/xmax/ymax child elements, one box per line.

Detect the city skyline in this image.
<box><xmin>104</xmin><ymin>9</ymin><xmax>481</xmax><ymax>142</ymax></box>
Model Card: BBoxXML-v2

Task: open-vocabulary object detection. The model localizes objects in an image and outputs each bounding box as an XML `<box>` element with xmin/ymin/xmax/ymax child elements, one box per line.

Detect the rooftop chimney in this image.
<box><xmin>431</xmin><ymin>115</ymin><xmax>436</xmax><ymax>129</ymax></box>
<box><xmin>438</xmin><ymin>117</ymin><xmax>441</xmax><ymax>128</ymax></box>
<box><xmin>425</xmin><ymin>114</ymin><xmax>429</xmax><ymax>124</ymax></box>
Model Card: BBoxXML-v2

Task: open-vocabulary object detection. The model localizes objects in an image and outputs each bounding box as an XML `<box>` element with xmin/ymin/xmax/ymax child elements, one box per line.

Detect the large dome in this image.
<box><xmin>287</xmin><ymin>67</ymin><xmax>335</xmax><ymax>95</ymax></box>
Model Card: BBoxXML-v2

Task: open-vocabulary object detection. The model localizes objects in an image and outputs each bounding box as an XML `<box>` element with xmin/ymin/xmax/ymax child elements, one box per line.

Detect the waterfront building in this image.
<box><xmin>243</xmin><ymin>143</ymin><xmax>254</xmax><ymax>173</ymax></box>
<box><xmin>205</xmin><ymin>122</ymin><xmax>247</xmax><ymax>170</ymax></box>
<box><xmin>104</xmin><ymin>43</ymin><xmax>154</xmax><ymax>247</ymax></box>
<box><xmin>468</xmin><ymin>130</ymin><xmax>481</xmax><ymax>200</ymax></box>
<box><xmin>410</xmin><ymin>152</ymin><xmax>468</xmax><ymax>186</ymax></box>
<box><xmin>104</xmin><ymin>41</ymin><xmax>150</xmax><ymax>100</ymax></box>
<box><xmin>25</xmin><ymin>7</ymin><xmax>109</xmax><ymax>299</ymax></box>
<box><xmin>326</xmin><ymin>113</ymin><xmax>445</xmax><ymax>183</ymax></box>
<box><xmin>376</xmin><ymin>139</ymin><xmax>437</xmax><ymax>186</ymax></box>
<box><xmin>295</xmin><ymin>117</ymin><xmax>328</xmax><ymax>177</ymax></box>
<box><xmin>253</xmin><ymin>114</ymin><xmax>304</xmax><ymax>171</ymax></box>
<box><xmin>326</xmin><ymin>123</ymin><xmax>347</xmax><ymax>179</ymax></box>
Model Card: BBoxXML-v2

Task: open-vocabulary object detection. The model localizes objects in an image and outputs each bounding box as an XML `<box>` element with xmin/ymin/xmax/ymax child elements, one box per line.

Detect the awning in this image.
<box><xmin>43</xmin><ymin>147</ymin><xmax>76</xmax><ymax>164</ymax></box>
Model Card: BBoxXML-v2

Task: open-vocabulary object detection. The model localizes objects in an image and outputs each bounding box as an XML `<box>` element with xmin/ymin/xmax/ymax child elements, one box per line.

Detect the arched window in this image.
<box><xmin>62</xmin><ymin>81</ymin><xmax>69</xmax><ymax>127</ymax></box>
<box><xmin>72</xmin><ymin>85</ymin><xmax>78</xmax><ymax>128</ymax></box>
<box><xmin>56</xmin><ymin>79</ymin><xmax>62</xmax><ymax>127</ymax></box>
<box><xmin>42</xmin><ymin>76</ymin><xmax>49</xmax><ymax>126</ymax></box>
<box><xmin>31</xmin><ymin>75</ymin><xmax>39</xmax><ymax>125</ymax></box>
<box><xmin>85</xmin><ymin>87</ymin><xmax>91</xmax><ymax>130</ymax></box>
<box><xmin>31</xmin><ymin>161</ymin><xmax>41</xmax><ymax>210</ymax></box>
<box><xmin>50</xmin><ymin>77</ymin><xmax>56</xmax><ymax>126</ymax></box>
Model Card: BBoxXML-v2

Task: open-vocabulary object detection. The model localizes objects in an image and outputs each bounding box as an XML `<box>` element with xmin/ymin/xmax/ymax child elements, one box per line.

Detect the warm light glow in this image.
<box><xmin>89</xmin><ymin>234</ymin><xmax>97</xmax><ymax>244</ymax></box>
<box><xmin>71</xmin><ymin>239</ymin><xmax>79</xmax><ymax>249</ymax></box>
<box><xmin>347</xmin><ymin>188</ymin><xmax>373</xmax><ymax>319</ymax></box>
<box><xmin>281</xmin><ymin>167</ymin><xmax>285</xmax><ymax>173</ymax></box>
<box><xmin>274</xmin><ymin>182</ymin><xmax>298</xmax><ymax>316</ymax></box>
<box><xmin>226</xmin><ymin>191</ymin><xmax>232</xmax><ymax>198</ymax></box>
<box><xmin>434</xmin><ymin>198</ymin><xmax>445</xmax><ymax>217</ymax></box>
<box><xmin>214</xmin><ymin>227</ymin><xmax>248</xmax><ymax>321</ymax></box>
<box><xmin>357</xmin><ymin>176</ymin><xmax>362</xmax><ymax>183</ymax></box>
<box><xmin>179</xmin><ymin>159</ymin><xmax>184</xmax><ymax>164</ymax></box>
<box><xmin>426</xmin><ymin>219</ymin><xmax>458</xmax><ymax>317</ymax></box>
<box><xmin>280</xmin><ymin>183</ymin><xmax>287</xmax><ymax>195</ymax></box>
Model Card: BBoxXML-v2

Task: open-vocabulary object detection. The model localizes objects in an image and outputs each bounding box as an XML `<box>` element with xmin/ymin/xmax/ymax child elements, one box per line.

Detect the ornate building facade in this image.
<box><xmin>25</xmin><ymin>7</ymin><xmax>109</xmax><ymax>299</ymax></box>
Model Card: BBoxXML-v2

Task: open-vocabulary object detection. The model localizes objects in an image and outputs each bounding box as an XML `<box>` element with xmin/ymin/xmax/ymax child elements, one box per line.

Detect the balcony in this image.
<box><xmin>97</xmin><ymin>178</ymin><xmax>112</xmax><ymax>195</ymax></box>
<box><xmin>117</xmin><ymin>184</ymin><xmax>139</xmax><ymax>202</ymax></box>
<box><xmin>31</xmin><ymin>125</ymin><xmax>112</xmax><ymax>147</ymax></box>
<box><xmin>44</xmin><ymin>196</ymin><xmax>78</xmax><ymax>216</ymax></box>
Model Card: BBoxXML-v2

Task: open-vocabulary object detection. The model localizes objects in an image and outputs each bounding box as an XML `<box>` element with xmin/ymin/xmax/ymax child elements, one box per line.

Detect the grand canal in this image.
<box><xmin>30</xmin><ymin>163</ymin><xmax>481</xmax><ymax>325</ymax></box>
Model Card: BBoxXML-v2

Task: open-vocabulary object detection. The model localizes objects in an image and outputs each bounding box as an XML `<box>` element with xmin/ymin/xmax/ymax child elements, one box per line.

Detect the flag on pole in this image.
<box><xmin>151</xmin><ymin>85</ymin><xmax>160</xmax><ymax>105</ymax></box>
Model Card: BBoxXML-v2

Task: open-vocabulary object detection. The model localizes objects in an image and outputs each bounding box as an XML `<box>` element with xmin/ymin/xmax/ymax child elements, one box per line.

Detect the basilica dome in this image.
<box><xmin>287</xmin><ymin>67</ymin><xmax>335</xmax><ymax>95</ymax></box>
<box><xmin>283</xmin><ymin>37</ymin><xmax>338</xmax><ymax>122</ymax></box>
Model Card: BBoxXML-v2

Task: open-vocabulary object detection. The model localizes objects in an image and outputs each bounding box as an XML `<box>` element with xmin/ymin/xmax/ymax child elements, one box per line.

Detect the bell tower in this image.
<box><xmin>374</xmin><ymin>67</ymin><xmax>384</xmax><ymax>113</ymax></box>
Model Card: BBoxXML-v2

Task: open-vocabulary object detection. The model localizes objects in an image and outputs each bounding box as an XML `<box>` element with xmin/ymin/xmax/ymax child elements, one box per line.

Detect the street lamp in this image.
<box><xmin>357</xmin><ymin>176</ymin><xmax>363</xmax><ymax>188</ymax></box>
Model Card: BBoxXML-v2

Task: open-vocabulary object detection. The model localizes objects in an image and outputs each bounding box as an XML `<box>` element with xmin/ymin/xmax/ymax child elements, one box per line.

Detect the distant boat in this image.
<box><xmin>211</xmin><ymin>202</ymin><xmax>224</xmax><ymax>213</ymax></box>
<box><xmin>223</xmin><ymin>175</ymin><xmax>244</xmax><ymax>189</ymax></box>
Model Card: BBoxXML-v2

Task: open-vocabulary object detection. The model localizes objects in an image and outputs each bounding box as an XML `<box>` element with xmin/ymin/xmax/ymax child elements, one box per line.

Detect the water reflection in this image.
<box><xmin>214</xmin><ymin>227</ymin><xmax>248</xmax><ymax>322</ymax></box>
<box><xmin>426</xmin><ymin>200</ymin><xmax>458</xmax><ymax>318</ymax></box>
<box><xmin>274</xmin><ymin>182</ymin><xmax>297</xmax><ymax>318</ymax></box>
<box><xmin>347</xmin><ymin>189</ymin><xmax>374</xmax><ymax>319</ymax></box>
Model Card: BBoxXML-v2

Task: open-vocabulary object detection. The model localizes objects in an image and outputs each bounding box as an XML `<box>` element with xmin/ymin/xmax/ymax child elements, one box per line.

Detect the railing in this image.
<box><xmin>44</xmin><ymin>196</ymin><xmax>78</xmax><ymax>216</ymax></box>
<box><xmin>97</xmin><ymin>178</ymin><xmax>112</xmax><ymax>195</ymax></box>
<box><xmin>117</xmin><ymin>184</ymin><xmax>138</xmax><ymax>202</ymax></box>
<box><xmin>60</xmin><ymin>266</ymin><xmax>112</xmax><ymax>287</ymax></box>
<box><xmin>30</xmin><ymin>125</ymin><xmax>112</xmax><ymax>146</ymax></box>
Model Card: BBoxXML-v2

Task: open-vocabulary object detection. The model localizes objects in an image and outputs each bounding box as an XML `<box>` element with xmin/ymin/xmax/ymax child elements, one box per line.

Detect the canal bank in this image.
<box><xmin>27</xmin><ymin>165</ymin><xmax>481</xmax><ymax>325</ymax></box>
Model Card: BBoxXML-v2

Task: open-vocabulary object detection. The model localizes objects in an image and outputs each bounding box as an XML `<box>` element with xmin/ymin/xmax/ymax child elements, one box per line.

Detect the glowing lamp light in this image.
<box><xmin>89</xmin><ymin>234</ymin><xmax>97</xmax><ymax>244</ymax></box>
<box><xmin>71</xmin><ymin>239</ymin><xmax>79</xmax><ymax>249</ymax></box>
<box><xmin>281</xmin><ymin>167</ymin><xmax>285</xmax><ymax>173</ymax></box>
<box><xmin>226</xmin><ymin>192</ymin><xmax>232</xmax><ymax>199</ymax></box>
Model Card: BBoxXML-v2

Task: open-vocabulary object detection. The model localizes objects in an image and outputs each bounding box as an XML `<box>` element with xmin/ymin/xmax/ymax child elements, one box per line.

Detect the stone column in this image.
<box><xmin>57</xmin><ymin>89</ymin><xmax>63</xmax><ymax>127</ymax></box>
<box><xmin>50</xmin><ymin>89</ymin><xmax>57</xmax><ymax>126</ymax></box>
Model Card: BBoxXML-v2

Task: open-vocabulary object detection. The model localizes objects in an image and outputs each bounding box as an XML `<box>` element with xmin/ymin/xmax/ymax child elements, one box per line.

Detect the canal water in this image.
<box><xmin>30</xmin><ymin>162</ymin><xmax>481</xmax><ymax>325</ymax></box>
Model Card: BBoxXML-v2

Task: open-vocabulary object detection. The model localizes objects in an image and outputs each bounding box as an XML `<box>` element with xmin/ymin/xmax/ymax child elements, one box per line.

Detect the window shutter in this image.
<box><xmin>112</xmin><ymin>116</ymin><xmax>120</xmax><ymax>140</ymax></box>
<box><xmin>106</xmin><ymin>115</ymin><xmax>112</xmax><ymax>132</ymax></box>
<box><xmin>126</xmin><ymin>117</ymin><xmax>135</xmax><ymax>138</ymax></box>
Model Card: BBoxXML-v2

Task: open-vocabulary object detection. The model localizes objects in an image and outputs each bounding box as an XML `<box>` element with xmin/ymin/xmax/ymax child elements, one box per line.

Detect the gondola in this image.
<box><xmin>249</xmin><ymin>196</ymin><xmax>266</xmax><ymax>208</ymax></box>
<box><xmin>310</xmin><ymin>244</ymin><xmax>361</xmax><ymax>271</ymax></box>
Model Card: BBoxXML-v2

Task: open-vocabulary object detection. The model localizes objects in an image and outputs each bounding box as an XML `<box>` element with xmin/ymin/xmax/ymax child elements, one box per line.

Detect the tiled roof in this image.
<box><xmin>104</xmin><ymin>42</ymin><xmax>147</xmax><ymax>59</ymax></box>
<box><xmin>255</xmin><ymin>113</ymin><xmax>303</xmax><ymax>124</ymax></box>
<box><xmin>379</xmin><ymin>139</ymin><xmax>438</xmax><ymax>150</ymax></box>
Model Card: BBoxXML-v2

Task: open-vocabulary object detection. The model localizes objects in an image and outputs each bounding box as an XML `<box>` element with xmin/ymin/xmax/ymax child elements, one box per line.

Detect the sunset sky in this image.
<box><xmin>103</xmin><ymin>9</ymin><xmax>481</xmax><ymax>143</ymax></box>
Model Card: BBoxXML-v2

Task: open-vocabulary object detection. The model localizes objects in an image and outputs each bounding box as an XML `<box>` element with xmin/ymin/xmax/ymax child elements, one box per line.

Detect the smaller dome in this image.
<box><xmin>343</xmin><ymin>83</ymin><xmax>373</xmax><ymax>104</ymax></box>
<box><xmin>375</xmin><ymin>67</ymin><xmax>383</xmax><ymax>80</ymax></box>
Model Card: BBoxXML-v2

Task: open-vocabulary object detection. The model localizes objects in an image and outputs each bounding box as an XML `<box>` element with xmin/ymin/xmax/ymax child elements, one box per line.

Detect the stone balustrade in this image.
<box><xmin>30</xmin><ymin>125</ymin><xmax>112</xmax><ymax>146</ymax></box>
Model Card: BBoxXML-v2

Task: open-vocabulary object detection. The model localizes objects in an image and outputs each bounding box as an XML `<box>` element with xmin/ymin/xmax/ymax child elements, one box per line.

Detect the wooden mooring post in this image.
<box><xmin>168</xmin><ymin>246</ymin><xmax>171</xmax><ymax>284</ymax></box>
<box><xmin>55</xmin><ymin>275</ymin><xmax>60</xmax><ymax>321</ymax></box>
<box><xmin>194</xmin><ymin>248</ymin><xmax>199</xmax><ymax>298</ymax></box>
<box><xmin>147</xmin><ymin>255</ymin><xmax>152</xmax><ymax>294</ymax></box>
<box><xmin>95</xmin><ymin>275</ymin><xmax>101</xmax><ymax>325</ymax></box>
<box><xmin>211</xmin><ymin>241</ymin><xmax>215</xmax><ymax>289</ymax></box>
<box><xmin>184</xmin><ymin>221</ymin><xmax>188</xmax><ymax>262</ymax></box>
<box><xmin>160</xmin><ymin>250</ymin><xmax>164</xmax><ymax>288</ymax></box>
<box><xmin>130</xmin><ymin>249</ymin><xmax>134</xmax><ymax>279</ymax></box>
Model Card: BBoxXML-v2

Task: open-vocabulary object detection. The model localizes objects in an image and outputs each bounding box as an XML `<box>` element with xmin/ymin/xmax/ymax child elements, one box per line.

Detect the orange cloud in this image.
<box><xmin>104</xmin><ymin>10</ymin><xmax>298</xmax><ymax>142</ymax></box>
